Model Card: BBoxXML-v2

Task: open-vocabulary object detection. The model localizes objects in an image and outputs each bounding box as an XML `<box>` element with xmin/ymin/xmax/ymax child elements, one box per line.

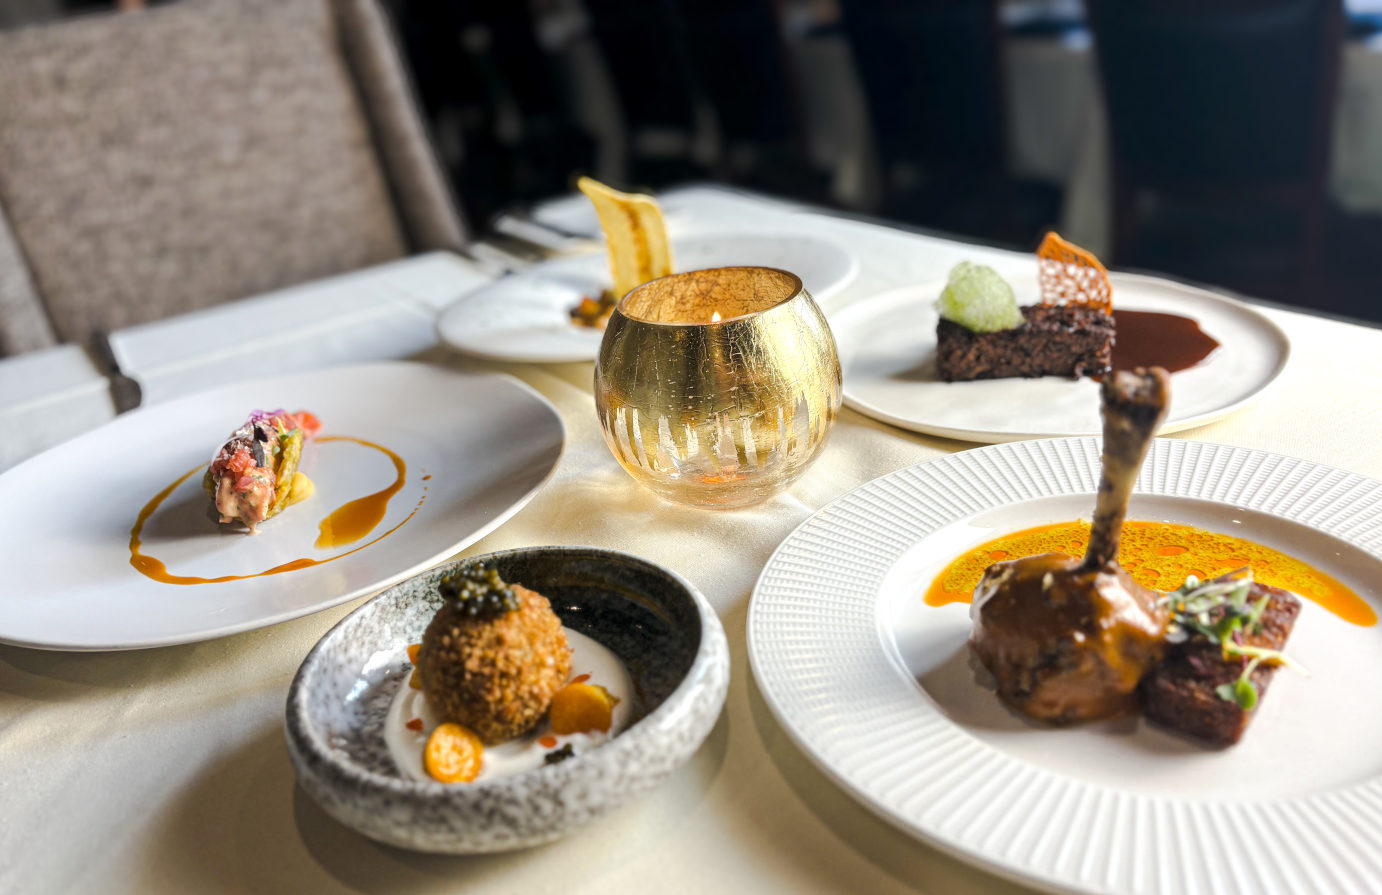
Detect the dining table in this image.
<box><xmin>3</xmin><ymin>184</ymin><xmax>1380</xmax><ymax>895</ymax></box>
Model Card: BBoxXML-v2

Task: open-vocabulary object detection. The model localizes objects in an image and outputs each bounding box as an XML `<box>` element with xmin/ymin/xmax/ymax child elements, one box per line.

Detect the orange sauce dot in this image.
<box><xmin>571</xmin><ymin>673</ymin><xmax>591</xmax><ymax>684</ymax></box>
<box><xmin>539</xmin><ymin>736</ymin><xmax>558</xmax><ymax>748</ymax></box>
<box><xmin>406</xmin><ymin>718</ymin><xmax>424</xmax><ymax>732</ymax></box>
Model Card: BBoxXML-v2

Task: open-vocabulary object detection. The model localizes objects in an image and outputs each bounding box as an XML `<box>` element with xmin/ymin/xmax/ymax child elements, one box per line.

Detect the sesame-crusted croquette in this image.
<box><xmin>417</xmin><ymin>565</ymin><xmax>572</xmax><ymax>744</ymax></box>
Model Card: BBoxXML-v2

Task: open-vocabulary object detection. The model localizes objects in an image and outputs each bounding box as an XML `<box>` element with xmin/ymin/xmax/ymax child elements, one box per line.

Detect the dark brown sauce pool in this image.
<box><xmin>1112</xmin><ymin>310</ymin><xmax>1220</xmax><ymax>373</ymax></box>
<box><xmin>129</xmin><ymin>436</ymin><xmax>424</xmax><ymax>585</ymax></box>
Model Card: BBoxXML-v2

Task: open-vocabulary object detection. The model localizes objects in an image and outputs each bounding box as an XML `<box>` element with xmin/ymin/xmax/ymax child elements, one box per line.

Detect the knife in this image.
<box><xmin>90</xmin><ymin>330</ymin><xmax>143</xmax><ymax>414</ymax></box>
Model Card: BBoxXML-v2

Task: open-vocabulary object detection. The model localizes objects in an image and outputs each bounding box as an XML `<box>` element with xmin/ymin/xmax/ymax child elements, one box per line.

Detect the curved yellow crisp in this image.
<box><xmin>577</xmin><ymin>176</ymin><xmax>673</xmax><ymax>298</ymax></box>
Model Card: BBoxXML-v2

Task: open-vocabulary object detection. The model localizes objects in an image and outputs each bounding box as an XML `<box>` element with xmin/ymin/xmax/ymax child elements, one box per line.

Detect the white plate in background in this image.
<box><xmin>438</xmin><ymin>233</ymin><xmax>859</xmax><ymax>363</ymax></box>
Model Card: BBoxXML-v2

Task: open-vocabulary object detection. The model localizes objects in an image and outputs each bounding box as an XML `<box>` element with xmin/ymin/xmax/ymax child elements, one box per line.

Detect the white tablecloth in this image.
<box><xmin>3</xmin><ymin>187</ymin><xmax>1381</xmax><ymax>894</ymax></box>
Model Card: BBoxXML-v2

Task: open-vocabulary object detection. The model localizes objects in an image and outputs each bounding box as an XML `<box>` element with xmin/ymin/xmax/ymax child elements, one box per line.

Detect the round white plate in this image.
<box><xmin>0</xmin><ymin>362</ymin><xmax>564</xmax><ymax>651</ymax></box>
<box><xmin>749</xmin><ymin>438</ymin><xmax>1382</xmax><ymax>895</ymax></box>
<box><xmin>439</xmin><ymin>233</ymin><xmax>859</xmax><ymax>363</ymax></box>
<box><xmin>830</xmin><ymin>273</ymin><xmax>1290</xmax><ymax>442</ymax></box>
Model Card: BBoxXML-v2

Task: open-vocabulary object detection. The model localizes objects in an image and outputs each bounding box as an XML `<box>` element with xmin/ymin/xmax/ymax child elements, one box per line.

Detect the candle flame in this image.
<box><xmin>710</xmin><ymin>311</ymin><xmax>722</xmax><ymax>323</ymax></box>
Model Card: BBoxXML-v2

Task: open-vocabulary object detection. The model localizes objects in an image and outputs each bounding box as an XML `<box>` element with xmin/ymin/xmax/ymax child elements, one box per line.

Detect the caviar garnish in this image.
<box><xmin>543</xmin><ymin>743</ymin><xmax>575</xmax><ymax>765</ymax></box>
<box><xmin>437</xmin><ymin>563</ymin><xmax>521</xmax><ymax>617</ymax></box>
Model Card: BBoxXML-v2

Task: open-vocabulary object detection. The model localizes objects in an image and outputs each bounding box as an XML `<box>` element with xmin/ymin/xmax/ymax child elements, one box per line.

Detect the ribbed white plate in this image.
<box><xmin>748</xmin><ymin>439</ymin><xmax>1382</xmax><ymax>895</ymax></box>
<box><xmin>830</xmin><ymin>273</ymin><xmax>1290</xmax><ymax>443</ymax></box>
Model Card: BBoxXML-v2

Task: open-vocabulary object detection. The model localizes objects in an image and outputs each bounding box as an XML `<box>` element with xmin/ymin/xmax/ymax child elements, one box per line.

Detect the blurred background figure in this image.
<box><xmin>4</xmin><ymin>0</ymin><xmax>1382</xmax><ymax>323</ymax></box>
<box><xmin>1088</xmin><ymin>0</ymin><xmax>1344</xmax><ymax>305</ymax></box>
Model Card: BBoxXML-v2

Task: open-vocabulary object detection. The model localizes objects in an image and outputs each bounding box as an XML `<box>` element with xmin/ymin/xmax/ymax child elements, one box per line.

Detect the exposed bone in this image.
<box><xmin>1085</xmin><ymin>368</ymin><xmax>1171</xmax><ymax>569</ymax></box>
<box><xmin>969</xmin><ymin>366</ymin><xmax>1172</xmax><ymax>723</ymax></box>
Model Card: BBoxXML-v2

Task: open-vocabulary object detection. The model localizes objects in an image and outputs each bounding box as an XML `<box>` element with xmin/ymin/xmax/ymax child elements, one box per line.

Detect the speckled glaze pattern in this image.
<box><xmin>285</xmin><ymin>546</ymin><xmax>730</xmax><ymax>853</ymax></box>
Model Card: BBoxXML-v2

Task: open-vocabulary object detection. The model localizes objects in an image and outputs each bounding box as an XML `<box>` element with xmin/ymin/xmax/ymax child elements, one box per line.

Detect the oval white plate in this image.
<box><xmin>749</xmin><ymin>438</ymin><xmax>1382</xmax><ymax>895</ymax></box>
<box><xmin>438</xmin><ymin>233</ymin><xmax>859</xmax><ymax>363</ymax></box>
<box><xmin>0</xmin><ymin>362</ymin><xmax>564</xmax><ymax>651</ymax></box>
<box><xmin>830</xmin><ymin>273</ymin><xmax>1290</xmax><ymax>442</ymax></box>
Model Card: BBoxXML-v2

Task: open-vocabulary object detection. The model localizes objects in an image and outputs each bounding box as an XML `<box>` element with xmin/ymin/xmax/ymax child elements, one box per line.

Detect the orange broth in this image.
<box><xmin>924</xmin><ymin>520</ymin><xmax>1375</xmax><ymax>627</ymax></box>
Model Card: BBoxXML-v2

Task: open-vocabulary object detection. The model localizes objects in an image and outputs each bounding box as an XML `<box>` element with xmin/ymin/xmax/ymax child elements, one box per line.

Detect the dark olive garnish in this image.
<box><xmin>543</xmin><ymin>743</ymin><xmax>575</xmax><ymax>765</ymax></box>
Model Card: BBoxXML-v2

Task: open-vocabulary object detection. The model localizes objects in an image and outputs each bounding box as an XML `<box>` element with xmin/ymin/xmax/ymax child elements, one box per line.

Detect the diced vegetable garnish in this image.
<box><xmin>292</xmin><ymin>410</ymin><xmax>322</xmax><ymax>438</ymax></box>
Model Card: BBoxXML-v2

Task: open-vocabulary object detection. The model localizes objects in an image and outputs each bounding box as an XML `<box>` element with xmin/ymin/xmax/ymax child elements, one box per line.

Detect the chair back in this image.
<box><xmin>583</xmin><ymin>0</ymin><xmax>700</xmax><ymax>133</ymax></box>
<box><xmin>1088</xmin><ymin>0</ymin><xmax>1345</xmax><ymax>190</ymax></box>
<box><xmin>672</xmin><ymin>0</ymin><xmax>799</xmax><ymax>145</ymax></box>
<box><xmin>0</xmin><ymin>0</ymin><xmax>463</xmax><ymax>350</ymax></box>
<box><xmin>839</xmin><ymin>0</ymin><xmax>1006</xmax><ymax>175</ymax></box>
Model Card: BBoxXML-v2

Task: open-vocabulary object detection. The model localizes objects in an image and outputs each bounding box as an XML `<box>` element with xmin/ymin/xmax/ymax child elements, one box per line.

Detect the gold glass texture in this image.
<box><xmin>595</xmin><ymin>267</ymin><xmax>841</xmax><ymax>508</ymax></box>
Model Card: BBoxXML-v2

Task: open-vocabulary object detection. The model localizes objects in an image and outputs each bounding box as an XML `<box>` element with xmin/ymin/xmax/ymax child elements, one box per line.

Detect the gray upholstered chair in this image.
<box><xmin>0</xmin><ymin>0</ymin><xmax>466</xmax><ymax>355</ymax></box>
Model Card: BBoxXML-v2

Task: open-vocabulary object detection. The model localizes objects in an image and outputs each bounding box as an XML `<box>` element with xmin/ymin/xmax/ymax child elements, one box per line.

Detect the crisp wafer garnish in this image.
<box><xmin>577</xmin><ymin>176</ymin><xmax>673</xmax><ymax>299</ymax></box>
<box><xmin>1036</xmin><ymin>231</ymin><xmax>1112</xmax><ymax>314</ymax></box>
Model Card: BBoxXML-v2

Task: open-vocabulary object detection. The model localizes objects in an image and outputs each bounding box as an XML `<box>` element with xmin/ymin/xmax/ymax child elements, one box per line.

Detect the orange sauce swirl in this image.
<box><xmin>129</xmin><ymin>436</ymin><xmax>425</xmax><ymax>585</ymax></box>
<box><xmin>925</xmin><ymin>520</ymin><xmax>1375</xmax><ymax>627</ymax></box>
<box><xmin>314</xmin><ymin>436</ymin><xmax>406</xmax><ymax>548</ymax></box>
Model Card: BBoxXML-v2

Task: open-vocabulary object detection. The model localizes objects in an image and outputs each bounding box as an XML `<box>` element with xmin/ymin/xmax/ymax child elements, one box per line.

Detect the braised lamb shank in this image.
<box><xmin>970</xmin><ymin>368</ymin><xmax>1173</xmax><ymax>723</ymax></box>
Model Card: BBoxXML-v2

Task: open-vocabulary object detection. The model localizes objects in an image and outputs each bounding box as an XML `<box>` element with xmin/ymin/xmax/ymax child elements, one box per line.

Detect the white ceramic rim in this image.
<box><xmin>748</xmin><ymin>438</ymin><xmax>1382</xmax><ymax>895</ymax></box>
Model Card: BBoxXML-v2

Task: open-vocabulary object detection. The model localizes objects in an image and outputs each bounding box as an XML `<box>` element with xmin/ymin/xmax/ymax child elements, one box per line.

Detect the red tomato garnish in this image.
<box><xmin>223</xmin><ymin>445</ymin><xmax>257</xmax><ymax>478</ymax></box>
<box><xmin>292</xmin><ymin>410</ymin><xmax>321</xmax><ymax>437</ymax></box>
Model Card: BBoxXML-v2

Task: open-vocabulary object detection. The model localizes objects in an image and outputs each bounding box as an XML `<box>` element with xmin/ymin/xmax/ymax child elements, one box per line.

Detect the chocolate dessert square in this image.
<box><xmin>935</xmin><ymin>304</ymin><xmax>1114</xmax><ymax>382</ymax></box>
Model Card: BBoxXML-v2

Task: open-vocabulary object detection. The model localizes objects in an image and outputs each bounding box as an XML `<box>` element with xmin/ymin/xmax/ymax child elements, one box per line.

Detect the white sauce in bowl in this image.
<box><xmin>385</xmin><ymin>627</ymin><xmax>634</xmax><ymax>783</ymax></box>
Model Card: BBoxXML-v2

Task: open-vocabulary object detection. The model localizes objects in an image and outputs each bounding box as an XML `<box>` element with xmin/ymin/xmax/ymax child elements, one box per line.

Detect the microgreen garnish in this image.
<box><xmin>1160</xmin><ymin>570</ymin><xmax>1308</xmax><ymax>711</ymax></box>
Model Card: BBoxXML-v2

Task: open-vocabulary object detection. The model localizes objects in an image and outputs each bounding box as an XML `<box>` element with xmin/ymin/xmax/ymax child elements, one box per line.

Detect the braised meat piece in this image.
<box><xmin>1141</xmin><ymin>576</ymin><xmax>1302</xmax><ymax>746</ymax></box>
<box><xmin>970</xmin><ymin>368</ymin><xmax>1171</xmax><ymax>722</ymax></box>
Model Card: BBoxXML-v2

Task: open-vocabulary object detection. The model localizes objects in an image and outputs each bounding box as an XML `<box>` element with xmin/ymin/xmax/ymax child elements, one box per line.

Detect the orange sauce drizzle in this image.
<box><xmin>128</xmin><ymin>437</ymin><xmax>423</xmax><ymax>585</ymax></box>
<box><xmin>315</xmin><ymin>436</ymin><xmax>406</xmax><ymax>548</ymax></box>
<box><xmin>924</xmin><ymin>520</ymin><xmax>1375</xmax><ymax>627</ymax></box>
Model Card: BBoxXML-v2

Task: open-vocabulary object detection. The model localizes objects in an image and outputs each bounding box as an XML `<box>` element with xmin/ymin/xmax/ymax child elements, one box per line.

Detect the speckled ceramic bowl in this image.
<box><xmin>285</xmin><ymin>546</ymin><xmax>729</xmax><ymax>853</ymax></box>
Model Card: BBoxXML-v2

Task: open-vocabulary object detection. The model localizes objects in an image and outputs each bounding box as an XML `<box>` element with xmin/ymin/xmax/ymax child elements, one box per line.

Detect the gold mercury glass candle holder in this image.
<box><xmin>595</xmin><ymin>266</ymin><xmax>842</xmax><ymax>509</ymax></box>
